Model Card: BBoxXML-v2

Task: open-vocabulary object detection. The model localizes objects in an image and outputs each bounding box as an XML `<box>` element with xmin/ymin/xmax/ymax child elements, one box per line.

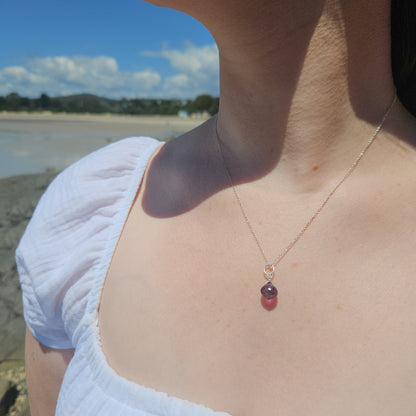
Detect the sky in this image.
<box><xmin>0</xmin><ymin>0</ymin><xmax>219</xmax><ymax>99</ymax></box>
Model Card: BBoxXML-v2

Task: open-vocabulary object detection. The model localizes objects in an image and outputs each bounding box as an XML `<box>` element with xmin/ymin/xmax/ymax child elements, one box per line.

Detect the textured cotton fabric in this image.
<box><xmin>16</xmin><ymin>136</ymin><xmax>230</xmax><ymax>416</ymax></box>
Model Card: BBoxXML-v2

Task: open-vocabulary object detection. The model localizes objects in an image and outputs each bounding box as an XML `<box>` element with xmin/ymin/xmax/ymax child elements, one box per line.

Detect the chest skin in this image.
<box><xmin>98</xmin><ymin>136</ymin><xmax>416</xmax><ymax>416</ymax></box>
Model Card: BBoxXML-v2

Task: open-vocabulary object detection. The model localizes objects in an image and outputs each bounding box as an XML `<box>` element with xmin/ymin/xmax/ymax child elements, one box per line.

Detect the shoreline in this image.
<box><xmin>0</xmin><ymin>111</ymin><xmax>208</xmax><ymax>124</ymax></box>
<box><xmin>0</xmin><ymin>112</ymin><xmax>207</xmax><ymax>178</ymax></box>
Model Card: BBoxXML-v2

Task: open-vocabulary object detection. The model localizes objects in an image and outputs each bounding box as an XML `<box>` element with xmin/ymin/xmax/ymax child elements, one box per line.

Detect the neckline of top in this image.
<box><xmin>80</xmin><ymin>137</ymin><xmax>231</xmax><ymax>416</ymax></box>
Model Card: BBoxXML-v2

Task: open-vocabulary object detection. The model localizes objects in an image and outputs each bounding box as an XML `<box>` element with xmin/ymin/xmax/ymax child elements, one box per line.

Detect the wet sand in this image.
<box><xmin>0</xmin><ymin>112</ymin><xmax>206</xmax><ymax>178</ymax></box>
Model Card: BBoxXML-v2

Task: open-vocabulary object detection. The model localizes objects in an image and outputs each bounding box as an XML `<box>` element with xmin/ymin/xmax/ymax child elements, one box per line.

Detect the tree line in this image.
<box><xmin>0</xmin><ymin>93</ymin><xmax>219</xmax><ymax>116</ymax></box>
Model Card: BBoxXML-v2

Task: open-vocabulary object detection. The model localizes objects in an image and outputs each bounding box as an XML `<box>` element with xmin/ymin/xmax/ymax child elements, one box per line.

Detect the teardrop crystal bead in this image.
<box><xmin>260</xmin><ymin>281</ymin><xmax>278</xmax><ymax>300</ymax></box>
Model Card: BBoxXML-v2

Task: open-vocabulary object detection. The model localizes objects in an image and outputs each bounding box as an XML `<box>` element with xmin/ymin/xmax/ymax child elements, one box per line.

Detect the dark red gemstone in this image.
<box><xmin>261</xmin><ymin>282</ymin><xmax>278</xmax><ymax>299</ymax></box>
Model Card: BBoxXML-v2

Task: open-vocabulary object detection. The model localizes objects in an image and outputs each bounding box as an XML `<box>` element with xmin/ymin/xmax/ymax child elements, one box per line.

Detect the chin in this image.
<box><xmin>138</xmin><ymin>0</ymin><xmax>230</xmax><ymax>28</ymax></box>
<box><xmin>141</xmin><ymin>0</ymin><xmax>184</xmax><ymax>8</ymax></box>
<box><xmin>140</xmin><ymin>0</ymin><xmax>205</xmax><ymax>16</ymax></box>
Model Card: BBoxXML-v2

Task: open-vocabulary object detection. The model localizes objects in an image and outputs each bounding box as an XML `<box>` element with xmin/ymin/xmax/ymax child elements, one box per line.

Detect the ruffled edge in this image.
<box><xmin>85</xmin><ymin>325</ymin><xmax>231</xmax><ymax>416</ymax></box>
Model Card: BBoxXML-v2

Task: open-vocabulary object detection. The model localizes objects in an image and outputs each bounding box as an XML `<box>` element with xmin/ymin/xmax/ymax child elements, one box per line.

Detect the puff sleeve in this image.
<box><xmin>15</xmin><ymin>136</ymin><xmax>161</xmax><ymax>349</ymax></box>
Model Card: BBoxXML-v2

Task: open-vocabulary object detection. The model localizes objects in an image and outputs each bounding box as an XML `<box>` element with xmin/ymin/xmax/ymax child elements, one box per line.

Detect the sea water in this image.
<box><xmin>0</xmin><ymin>130</ymin><xmax>113</xmax><ymax>178</ymax></box>
<box><xmin>0</xmin><ymin>128</ymin><xmax>179</xmax><ymax>179</ymax></box>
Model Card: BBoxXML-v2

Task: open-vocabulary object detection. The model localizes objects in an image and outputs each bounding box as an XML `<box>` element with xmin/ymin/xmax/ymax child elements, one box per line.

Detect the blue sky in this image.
<box><xmin>0</xmin><ymin>0</ymin><xmax>219</xmax><ymax>98</ymax></box>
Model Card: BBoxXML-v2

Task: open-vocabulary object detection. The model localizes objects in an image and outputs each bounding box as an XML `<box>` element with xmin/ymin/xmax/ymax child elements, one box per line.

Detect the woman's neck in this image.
<box><xmin>205</xmin><ymin>0</ymin><xmax>396</xmax><ymax>191</ymax></box>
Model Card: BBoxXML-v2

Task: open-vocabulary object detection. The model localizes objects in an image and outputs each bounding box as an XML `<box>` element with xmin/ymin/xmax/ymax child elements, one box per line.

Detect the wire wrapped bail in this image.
<box><xmin>263</xmin><ymin>264</ymin><xmax>275</xmax><ymax>282</ymax></box>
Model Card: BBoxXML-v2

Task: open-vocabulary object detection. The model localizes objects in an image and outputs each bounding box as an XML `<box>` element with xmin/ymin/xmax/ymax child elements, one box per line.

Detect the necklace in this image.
<box><xmin>214</xmin><ymin>94</ymin><xmax>397</xmax><ymax>310</ymax></box>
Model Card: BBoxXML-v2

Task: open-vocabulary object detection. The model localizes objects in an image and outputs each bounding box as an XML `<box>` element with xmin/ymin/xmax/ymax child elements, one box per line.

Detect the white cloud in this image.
<box><xmin>2</xmin><ymin>66</ymin><xmax>29</xmax><ymax>79</ymax></box>
<box><xmin>0</xmin><ymin>56</ymin><xmax>161</xmax><ymax>98</ymax></box>
<box><xmin>143</xmin><ymin>43</ymin><xmax>219</xmax><ymax>97</ymax></box>
<box><xmin>0</xmin><ymin>43</ymin><xmax>219</xmax><ymax>99</ymax></box>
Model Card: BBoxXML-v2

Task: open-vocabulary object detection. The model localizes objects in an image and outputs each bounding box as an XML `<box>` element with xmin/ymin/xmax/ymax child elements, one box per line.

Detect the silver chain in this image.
<box><xmin>215</xmin><ymin>94</ymin><xmax>397</xmax><ymax>272</ymax></box>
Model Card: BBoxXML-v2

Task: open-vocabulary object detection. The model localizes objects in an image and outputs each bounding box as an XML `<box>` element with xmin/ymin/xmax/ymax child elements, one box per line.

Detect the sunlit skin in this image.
<box><xmin>26</xmin><ymin>1</ymin><xmax>416</xmax><ymax>415</ymax></box>
<box><xmin>141</xmin><ymin>0</ymin><xmax>399</xmax><ymax>188</ymax></box>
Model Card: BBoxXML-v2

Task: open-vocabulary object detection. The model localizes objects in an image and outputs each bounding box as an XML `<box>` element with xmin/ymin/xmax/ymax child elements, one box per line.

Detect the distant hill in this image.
<box><xmin>0</xmin><ymin>93</ymin><xmax>219</xmax><ymax>116</ymax></box>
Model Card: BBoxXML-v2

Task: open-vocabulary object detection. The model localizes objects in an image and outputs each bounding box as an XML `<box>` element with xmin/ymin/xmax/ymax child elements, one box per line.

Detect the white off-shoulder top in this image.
<box><xmin>16</xmin><ymin>137</ymin><xmax>231</xmax><ymax>416</ymax></box>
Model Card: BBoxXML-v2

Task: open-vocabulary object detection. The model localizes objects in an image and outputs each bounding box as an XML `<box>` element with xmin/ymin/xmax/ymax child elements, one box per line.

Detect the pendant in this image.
<box><xmin>260</xmin><ymin>264</ymin><xmax>278</xmax><ymax>310</ymax></box>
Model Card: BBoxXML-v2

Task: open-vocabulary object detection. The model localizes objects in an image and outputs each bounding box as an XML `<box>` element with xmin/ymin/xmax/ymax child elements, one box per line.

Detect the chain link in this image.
<box><xmin>215</xmin><ymin>94</ymin><xmax>397</xmax><ymax>270</ymax></box>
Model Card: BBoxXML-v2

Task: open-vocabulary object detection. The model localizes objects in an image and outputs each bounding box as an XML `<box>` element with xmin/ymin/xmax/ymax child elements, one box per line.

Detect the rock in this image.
<box><xmin>0</xmin><ymin>378</ymin><xmax>11</xmax><ymax>404</ymax></box>
<box><xmin>0</xmin><ymin>172</ymin><xmax>57</xmax><ymax>416</ymax></box>
<box><xmin>0</xmin><ymin>365</ymin><xmax>29</xmax><ymax>416</ymax></box>
<box><xmin>0</xmin><ymin>172</ymin><xmax>57</xmax><ymax>363</ymax></box>
<box><xmin>12</xmin><ymin>394</ymin><xmax>30</xmax><ymax>416</ymax></box>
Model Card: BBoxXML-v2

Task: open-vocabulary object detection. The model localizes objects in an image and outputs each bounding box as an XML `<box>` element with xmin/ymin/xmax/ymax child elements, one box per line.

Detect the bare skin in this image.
<box><xmin>25</xmin><ymin>328</ymin><xmax>74</xmax><ymax>416</ymax></box>
<box><xmin>97</xmin><ymin>124</ymin><xmax>416</xmax><ymax>415</ymax></box>
<box><xmin>98</xmin><ymin>0</ymin><xmax>416</xmax><ymax>414</ymax></box>
<box><xmin>26</xmin><ymin>0</ymin><xmax>416</xmax><ymax>414</ymax></box>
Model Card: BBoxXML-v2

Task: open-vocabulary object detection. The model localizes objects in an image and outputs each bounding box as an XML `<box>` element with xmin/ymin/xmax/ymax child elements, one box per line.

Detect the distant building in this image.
<box><xmin>177</xmin><ymin>110</ymin><xmax>189</xmax><ymax>118</ymax></box>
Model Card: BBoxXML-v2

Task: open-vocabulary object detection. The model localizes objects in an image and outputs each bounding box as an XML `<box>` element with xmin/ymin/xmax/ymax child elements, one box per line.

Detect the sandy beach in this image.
<box><xmin>0</xmin><ymin>112</ymin><xmax>206</xmax><ymax>178</ymax></box>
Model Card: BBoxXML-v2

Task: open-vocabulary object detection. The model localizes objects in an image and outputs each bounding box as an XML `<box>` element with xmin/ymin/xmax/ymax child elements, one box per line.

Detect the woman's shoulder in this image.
<box><xmin>15</xmin><ymin>136</ymin><xmax>161</xmax><ymax>349</ymax></box>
